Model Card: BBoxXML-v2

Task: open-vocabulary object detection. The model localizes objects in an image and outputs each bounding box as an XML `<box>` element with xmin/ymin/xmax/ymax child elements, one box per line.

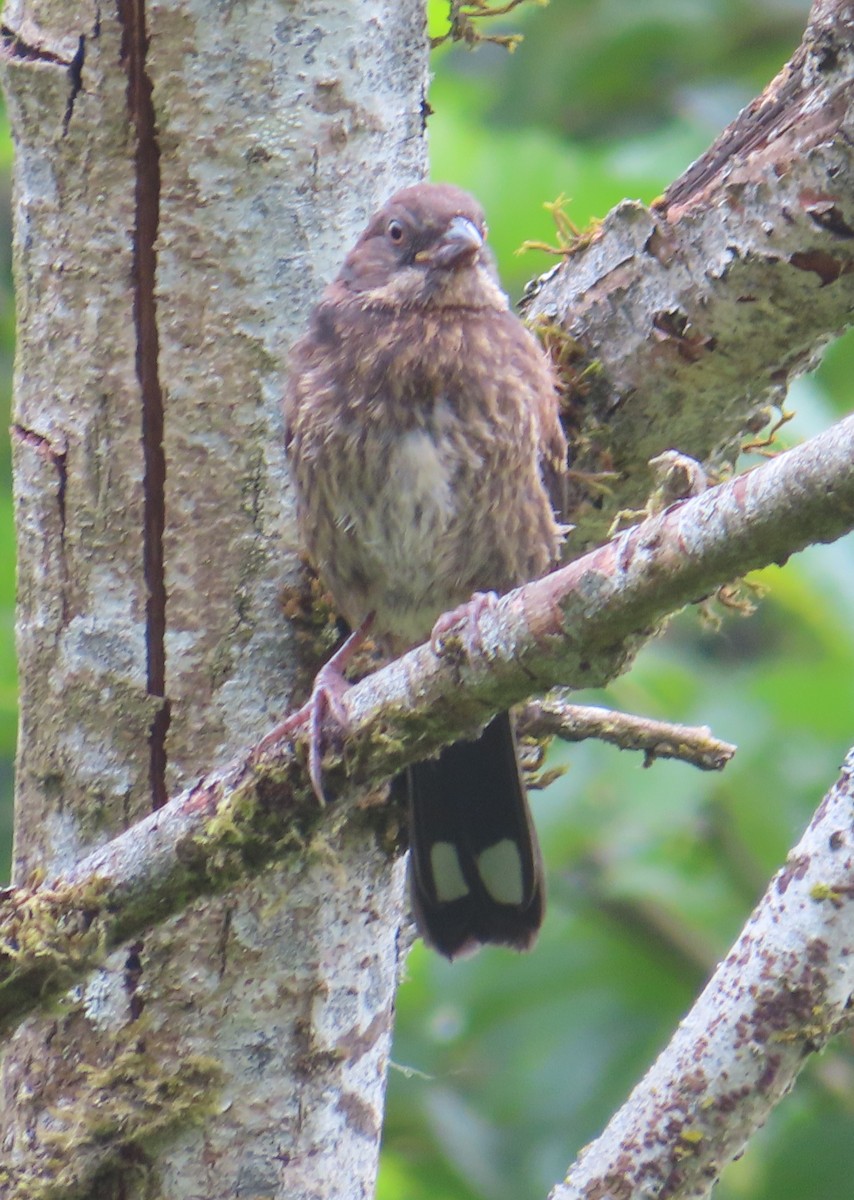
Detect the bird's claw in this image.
<box><xmin>254</xmin><ymin>615</ymin><xmax>374</xmax><ymax>805</ymax></box>
<box><xmin>255</xmin><ymin>663</ymin><xmax>352</xmax><ymax>806</ymax></box>
<box><xmin>303</xmin><ymin>662</ymin><xmax>354</xmax><ymax>804</ymax></box>
<box><xmin>430</xmin><ymin>591</ymin><xmax>499</xmax><ymax>660</ymax></box>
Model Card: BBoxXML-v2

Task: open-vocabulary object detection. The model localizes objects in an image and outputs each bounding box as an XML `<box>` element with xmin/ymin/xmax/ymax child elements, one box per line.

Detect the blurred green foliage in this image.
<box><xmin>0</xmin><ymin>1</ymin><xmax>852</xmax><ymax>1196</ymax></box>
<box><xmin>380</xmin><ymin>3</ymin><xmax>854</xmax><ymax>1200</ymax></box>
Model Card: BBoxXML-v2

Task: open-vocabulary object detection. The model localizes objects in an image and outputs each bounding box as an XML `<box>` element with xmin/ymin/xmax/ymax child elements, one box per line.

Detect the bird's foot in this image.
<box><xmin>255</xmin><ymin>614</ymin><xmax>375</xmax><ymax>804</ymax></box>
<box><xmin>430</xmin><ymin>591</ymin><xmax>499</xmax><ymax>660</ymax></box>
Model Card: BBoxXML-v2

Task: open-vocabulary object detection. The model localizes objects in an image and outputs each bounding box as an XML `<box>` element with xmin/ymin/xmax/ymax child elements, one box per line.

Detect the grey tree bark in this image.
<box><xmin>0</xmin><ymin>1</ymin><xmax>427</xmax><ymax>1196</ymax></box>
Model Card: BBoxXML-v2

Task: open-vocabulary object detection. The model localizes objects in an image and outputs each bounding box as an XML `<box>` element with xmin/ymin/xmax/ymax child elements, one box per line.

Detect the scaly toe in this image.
<box><xmin>430</xmin><ymin>591</ymin><xmax>499</xmax><ymax>659</ymax></box>
<box><xmin>253</xmin><ymin>614</ymin><xmax>375</xmax><ymax>803</ymax></box>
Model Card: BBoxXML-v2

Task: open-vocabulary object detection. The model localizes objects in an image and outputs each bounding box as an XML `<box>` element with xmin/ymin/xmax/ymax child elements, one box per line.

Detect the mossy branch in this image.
<box><xmin>1</xmin><ymin>411</ymin><xmax>853</xmax><ymax>1037</ymax></box>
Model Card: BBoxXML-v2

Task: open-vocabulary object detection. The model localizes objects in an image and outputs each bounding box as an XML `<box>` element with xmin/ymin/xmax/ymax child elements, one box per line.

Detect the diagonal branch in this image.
<box><xmin>524</xmin><ymin>0</ymin><xmax>854</xmax><ymax>551</ymax></box>
<box><xmin>550</xmin><ymin>747</ymin><xmax>854</xmax><ymax>1200</ymax></box>
<box><xmin>1</xmin><ymin>411</ymin><xmax>853</xmax><ymax>1036</ymax></box>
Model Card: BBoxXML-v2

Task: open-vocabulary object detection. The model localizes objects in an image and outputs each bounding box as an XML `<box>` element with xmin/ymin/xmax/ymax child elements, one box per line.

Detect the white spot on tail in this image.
<box><xmin>430</xmin><ymin>842</ymin><xmax>469</xmax><ymax>902</ymax></box>
<box><xmin>477</xmin><ymin>840</ymin><xmax>525</xmax><ymax>905</ymax></box>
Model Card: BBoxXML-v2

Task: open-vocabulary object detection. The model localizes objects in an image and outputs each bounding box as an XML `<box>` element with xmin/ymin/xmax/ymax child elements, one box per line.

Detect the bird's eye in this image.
<box><xmin>387</xmin><ymin>220</ymin><xmax>405</xmax><ymax>244</ymax></box>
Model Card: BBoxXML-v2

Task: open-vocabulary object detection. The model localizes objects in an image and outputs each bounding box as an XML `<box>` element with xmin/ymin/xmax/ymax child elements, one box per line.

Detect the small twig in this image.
<box><xmin>518</xmin><ymin>695</ymin><xmax>736</xmax><ymax>771</ymax></box>
<box><xmin>430</xmin><ymin>0</ymin><xmax>544</xmax><ymax>50</ymax></box>
<box><xmin>518</xmin><ymin>195</ymin><xmax>602</xmax><ymax>257</ymax></box>
<box><xmin>742</xmin><ymin>404</ymin><xmax>796</xmax><ymax>456</ymax></box>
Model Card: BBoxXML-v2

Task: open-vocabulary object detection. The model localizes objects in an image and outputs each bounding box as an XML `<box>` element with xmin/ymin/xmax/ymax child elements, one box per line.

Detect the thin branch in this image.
<box><xmin>550</xmin><ymin>748</ymin><xmax>854</xmax><ymax>1200</ymax></box>
<box><xmin>1</xmin><ymin>412</ymin><xmax>853</xmax><ymax>1035</ymax></box>
<box><xmin>518</xmin><ymin>696</ymin><xmax>736</xmax><ymax>771</ymax></box>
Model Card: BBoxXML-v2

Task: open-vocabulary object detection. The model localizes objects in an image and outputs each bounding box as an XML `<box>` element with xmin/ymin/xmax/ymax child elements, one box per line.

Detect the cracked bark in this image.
<box><xmin>117</xmin><ymin>0</ymin><xmax>169</xmax><ymax>810</ymax></box>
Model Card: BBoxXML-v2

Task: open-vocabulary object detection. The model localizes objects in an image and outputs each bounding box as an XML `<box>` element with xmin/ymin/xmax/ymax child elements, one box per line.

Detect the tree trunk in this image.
<box><xmin>0</xmin><ymin>1</ymin><xmax>427</xmax><ymax>1195</ymax></box>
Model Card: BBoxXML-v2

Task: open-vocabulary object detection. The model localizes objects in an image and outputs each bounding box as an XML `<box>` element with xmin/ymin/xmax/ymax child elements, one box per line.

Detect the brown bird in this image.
<box><xmin>281</xmin><ymin>182</ymin><xmax>567</xmax><ymax>958</ymax></box>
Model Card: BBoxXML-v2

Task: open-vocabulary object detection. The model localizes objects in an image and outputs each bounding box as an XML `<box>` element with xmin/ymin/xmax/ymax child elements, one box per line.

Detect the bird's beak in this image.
<box><xmin>417</xmin><ymin>216</ymin><xmax>484</xmax><ymax>269</ymax></box>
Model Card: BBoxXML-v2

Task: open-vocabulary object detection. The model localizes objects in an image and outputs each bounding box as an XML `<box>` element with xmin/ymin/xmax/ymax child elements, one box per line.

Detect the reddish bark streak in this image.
<box><xmin>118</xmin><ymin>0</ymin><xmax>170</xmax><ymax>810</ymax></box>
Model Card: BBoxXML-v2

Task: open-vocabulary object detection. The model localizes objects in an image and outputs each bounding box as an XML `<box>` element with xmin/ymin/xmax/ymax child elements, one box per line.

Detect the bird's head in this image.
<box><xmin>334</xmin><ymin>182</ymin><xmax>506</xmax><ymax>312</ymax></box>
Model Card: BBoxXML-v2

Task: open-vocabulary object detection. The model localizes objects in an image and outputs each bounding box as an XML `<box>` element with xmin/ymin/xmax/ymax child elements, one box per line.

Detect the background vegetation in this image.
<box><xmin>382</xmin><ymin>3</ymin><xmax>854</xmax><ymax>1199</ymax></box>
<box><xmin>0</xmin><ymin>2</ymin><xmax>852</xmax><ymax>1197</ymax></box>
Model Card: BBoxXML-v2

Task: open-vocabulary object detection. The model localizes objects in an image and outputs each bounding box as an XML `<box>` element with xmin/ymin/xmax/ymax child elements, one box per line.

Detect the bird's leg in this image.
<box><xmin>430</xmin><ymin>591</ymin><xmax>499</xmax><ymax>660</ymax></box>
<box><xmin>256</xmin><ymin>613</ymin><xmax>375</xmax><ymax>803</ymax></box>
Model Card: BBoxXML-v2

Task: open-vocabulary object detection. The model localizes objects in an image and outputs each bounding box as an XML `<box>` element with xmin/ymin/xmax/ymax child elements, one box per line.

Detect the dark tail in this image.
<box><xmin>404</xmin><ymin>711</ymin><xmax>544</xmax><ymax>959</ymax></box>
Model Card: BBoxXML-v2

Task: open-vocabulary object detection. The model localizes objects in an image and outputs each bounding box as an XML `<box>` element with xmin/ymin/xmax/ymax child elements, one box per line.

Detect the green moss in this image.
<box><xmin>0</xmin><ymin>876</ymin><xmax>112</xmax><ymax>1005</ymax></box>
<box><xmin>810</xmin><ymin>881</ymin><xmax>843</xmax><ymax>905</ymax></box>
<box><xmin>4</xmin><ymin>1032</ymin><xmax>224</xmax><ymax>1200</ymax></box>
<box><xmin>679</xmin><ymin>1128</ymin><xmax>705</xmax><ymax>1145</ymax></box>
<box><xmin>185</xmin><ymin>765</ymin><xmax>313</xmax><ymax>888</ymax></box>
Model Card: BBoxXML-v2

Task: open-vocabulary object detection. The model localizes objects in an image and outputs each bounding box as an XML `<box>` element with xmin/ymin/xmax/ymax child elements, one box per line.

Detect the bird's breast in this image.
<box><xmin>302</xmin><ymin>399</ymin><xmax>488</xmax><ymax>645</ymax></box>
<box><xmin>369</xmin><ymin>424</ymin><xmax>457</xmax><ymax>549</ymax></box>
